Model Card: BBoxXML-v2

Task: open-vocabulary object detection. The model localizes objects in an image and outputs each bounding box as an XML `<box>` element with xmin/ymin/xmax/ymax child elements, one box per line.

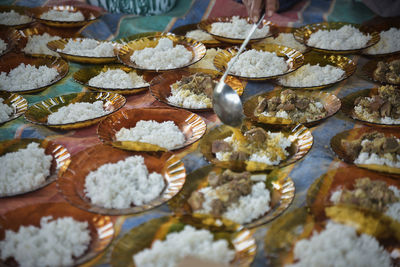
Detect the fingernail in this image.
<box><xmin>267</xmin><ymin>11</ymin><xmax>273</xmax><ymax>17</ymax></box>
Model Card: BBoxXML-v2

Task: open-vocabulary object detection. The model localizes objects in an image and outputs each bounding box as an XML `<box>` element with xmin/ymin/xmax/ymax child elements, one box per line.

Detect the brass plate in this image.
<box><xmin>341</xmin><ymin>87</ymin><xmax>400</xmax><ymax>127</ymax></box>
<box><xmin>24</xmin><ymin>92</ymin><xmax>126</xmax><ymax>130</ymax></box>
<box><xmin>169</xmin><ymin>165</ymin><xmax>295</xmax><ymax>228</ymax></box>
<box><xmin>273</xmin><ymin>51</ymin><xmax>357</xmax><ymax>90</ymax></box>
<box><xmin>110</xmin><ymin>214</ymin><xmax>256</xmax><ymax>267</ymax></box>
<box><xmin>264</xmin><ymin>206</ymin><xmax>400</xmax><ymax>266</ymax></box>
<box><xmin>171</xmin><ymin>23</ymin><xmax>222</xmax><ymax>47</ymax></box>
<box><xmin>0</xmin><ymin>202</ymin><xmax>114</xmax><ymax>266</ymax></box>
<box><xmin>293</xmin><ymin>22</ymin><xmax>380</xmax><ymax>54</ymax></box>
<box><xmin>149</xmin><ymin>68</ymin><xmax>244</xmax><ymax>111</ymax></box>
<box><xmin>117</xmin><ymin>34</ymin><xmax>206</xmax><ymax>72</ymax></box>
<box><xmin>0</xmin><ymin>26</ymin><xmax>19</xmax><ymax>57</ymax></box>
<box><xmin>28</xmin><ymin>5</ymin><xmax>102</xmax><ymax>28</ymax></box>
<box><xmin>0</xmin><ymin>138</ymin><xmax>70</xmax><ymax>198</ymax></box>
<box><xmin>97</xmin><ymin>107</ymin><xmax>207</xmax><ymax>151</ymax></box>
<box><xmin>331</xmin><ymin>127</ymin><xmax>400</xmax><ymax>175</ymax></box>
<box><xmin>306</xmin><ymin>165</ymin><xmax>400</xmax><ymax>221</ymax></box>
<box><xmin>362</xmin><ymin>55</ymin><xmax>400</xmax><ymax>85</ymax></box>
<box><xmin>214</xmin><ymin>44</ymin><xmax>304</xmax><ymax>81</ymax></box>
<box><xmin>47</xmin><ymin>38</ymin><xmax>119</xmax><ymax>64</ymax></box>
<box><xmin>199</xmin><ymin>121</ymin><xmax>313</xmax><ymax>171</ymax></box>
<box><xmin>0</xmin><ymin>53</ymin><xmax>68</xmax><ymax>94</ymax></box>
<box><xmin>0</xmin><ymin>6</ymin><xmax>32</xmax><ymax>29</ymax></box>
<box><xmin>57</xmin><ymin>144</ymin><xmax>186</xmax><ymax>215</ymax></box>
<box><xmin>0</xmin><ymin>91</ymin><xmax>28</xmax><ymax>125</ymax></box>
<box><xmin>73</xmin><ymin>64</ymin><xmax>154</xmax><ymax>95</ymax></box>
<box><xmin>198</xmin><ymin>16</ymin><xmax>277</xmax><ymax>44</ymax></box>
<box><xmin>243</xmin><ymin>89</ymin><xmax>341</xmax><ymax>127</ymax></box>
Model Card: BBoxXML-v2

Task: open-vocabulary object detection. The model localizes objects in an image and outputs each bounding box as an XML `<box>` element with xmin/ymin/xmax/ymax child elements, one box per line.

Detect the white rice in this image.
<box><xmin>185</xmin><ymin>30</ymin><xmax>214</xmax><ymax>41</ymax></box>
<box><xmin>278</xmin><ymin>63</ymin><xmax>345</xmax><ymax>87</ymax></box>
<box><xmin>364</xmin><ymin>27</ymin><xmax>400</xmax><ymax>54</ymax></box>
<box><xmin>0</xmin><ymin>97</ymin><xmax>13</xmax><ymax>123</ymax></box>
<box><xmin>130</xmin><ymin>38</ymin><xmax>193</xmax><ymax>71</ymax></box>
<box><xmin>216</xmin><ymin>132</ymin><xmax>291</xmax><ymax>165</ymax></box>
<box><xmin>167</xmin><ymin>86</ymin><xmax>211</xmax><ymax>109</ymax></box>
<box><xmin>198</xmin><ymin>181</ymin><xmax>271</xmax><ymax>224</ymax></box>
<box><xmin>189</xmin><ymin>48</ymin><xmax>220</xmax><ymax>70</ymax></box>
<box><xmin>23</xmin><ymin>33</ymin><xmax>60</xmax><ymax>56</ymax></box>
<box><xmin>288</xmin><ymin>221</ymin><xmax>392</xmax><ymax>267</ymax></box>
<box><xmin>133</xmin><ymin>225</ymin><xmax>235</xmax><ymax>267</ymax></box>
<box><xmin>58</xmin><ymin>38</ymin><xmax>115</xmax><ymax>57</ymax></box>
<box><xmin>47</xmin><ymin>101</ymin><xmax>109</xmax><ymax>124</ymax></box>
<box><xmin>84</xmin><ymin>155</ymin><xmax>165</xmax><ymax>209</ymax></box>
<box><xmin>307</xmin><ymin>25</ymin><xmax>371</xmax><ymax>50</ymax></box>
<box><xmin>0</xmin><ymin>10</ymin><xmax>32</xmax><ymax>26</ymax></box>
<box><xmin>88</xmin><ymin>69</ymin><xmax>149</xmax><ymax>89</ymax></box>
<box><xmin>40</xmin><ymin>10</ymin><xmax>85</xmax><ymax>22</ymax></box>
<box><xmin>259</xmin><ymin>33</ymin><xmax>307</xmax><ymax>53</ymax></box>
<box><xmin>0</xmin><ymin>142</ymin><xmax>52</xmax><ymax>195</ymax></box>
<box><xmin>210</xmin><ymin>16</ymin><xmax>269</xmax><ymax>39</ymax></box>
<box><xmin>355</xmin><ymin>152</ymin><xmax>400</xmax><ymax>168</ymax></box>
<box><xmin>386</xmin><ymin>202</ymin><xmax>400</xmax><ymax>222</ymax></box>
<box><xmin>354</xmin><ymin>99</ymin><xmax>400</xmax><ymax>124</ymax></box>
<box><xmin>0</xmin><ymin>38</ymin><xmax>7</xmax><ymax>54</ymax></box>
<box><xmin>0</xmin><ymin>216</ymin><xmax>91</xmax><ymax>267</ymax></box>
<box><xmin>229</xmin><ymin>49</ymin><xmax>288</xmax><ymax>77</ymax></box>
<box><xmin>0</xmin><ymin>63</ymin><xmax>59</xmax><ymax>92</ymax></box>
<box><xmin>115</xmin><ymin>120</ymin><xmax>186</xmax><ymax>150</ymax></box>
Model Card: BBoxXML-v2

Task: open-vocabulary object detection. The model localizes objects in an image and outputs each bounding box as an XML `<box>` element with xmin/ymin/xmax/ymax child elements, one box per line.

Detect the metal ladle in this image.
<box><xmin>213</xmin><ymin>13</ymin><xmax>266</xmax><ymax>127</ymax></box>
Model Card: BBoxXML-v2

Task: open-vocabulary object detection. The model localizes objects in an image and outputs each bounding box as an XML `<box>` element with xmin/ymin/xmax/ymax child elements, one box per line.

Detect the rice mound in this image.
<box><xmin>130</xmin><ymin>38</ymin><xmax>193</xmax><ymax>70</ymax></box>
<box><xmin>115</xmin><ymin>120</ymin><xmax>186</xmax><ymax>150</ymax></box>
<box><xmin>133</xmin><ymin>225</ymin><xmax>235</xmax><ymax>267</ymax></box>
<box><xmin>88</xmin><ymin>69</ymin><xmax>149</xmax><ymax>89</ymax></box>
<box><xmin>0</xmin><ymin>97</ymin><xmax>13</xmax><ymax>123</ymax></box>
<box><xmin>355</xmin><ymin>151</ymin><xmax>400</xmax><ymax>168</ymax></box>
<box><xmin>210</xmin><ymin>16</ymin><xmax>269</xmax><ymax>39</ymax></box>
<box><xmin>259</xmin><ymin>33</ymin><xmax>307</xmax><ymax>52</ymax></box>
<box><xmin>216</xmin><ymin>132</ymin><xmax>291</xmax><ymax>165</ymax></box>
<box><xmin>189</xmin><ymin>48</ymin><xmax>220</xmax><ymax>70</ymax></box>
<box><xmin>23</xmin><ymin>33</ymin><xmax>60</xmax><ymax>56</ymax></box>
<box><xmin>58</xmin><ymin>38</ymin><xmax>115</xmax><ymax>57</ymax></box>
<box><xmin>47</xmin><ymin>101</ymin><xmax>109</xmax><ymax>124</ymax></box>
<box><xmin>0</xmin><ymin>142</ymin><xmax>52</xmax><ymax>195</ymax></box>
<box><xmin>229</xmin><ymin>49</ymin><xmax>288</xmax><ymax>77</ymax></box>
<box><xmin>167</xmin><ymin>86</ymin><xmax>211</xmax><ymax>109</ymax></box>
<box><xmin>0</xmin><ymin>38</ymin><xmax>7</xmax><ymax>54</ymax></box>
<box><xmin>307</xmin><ymin>25</ymin><xmax>371</xmax><ymax>50</ymax></box>
<box><xmin>354</xmin><ymin>98</ymin><xmax>400</xmax><ymax>124</ymax></box>
<box><xmin>198</xmin><ymin>181</ymin><xmax>271</xmax><ymax>224</ymax></box>
<box><xmin>288</xmin><ymin>221</ymin><xmax>392</xmax><ymax>267</ymax></box>
<box><xmin>0</xmin><ymin>216</ymin><xmax>91</xmax><ymax>267</ymax></box>
<box><xmin>185</xmin><ymin>30</ymin><xmax>214</xmax><ymax>41</ymax></box>
<box><xmin>84</xmin><ymin>155</ymin><xmax>165</xmax><ymax>209</ymax></box>
<box><xmin>0</xmin><ymin>10</ymin><xmax>32</xmax><ymax>26</ymax></box>
<box><xmin>364</xmin><ymin>27</ymin><xmax>400</xmax><ymax>54</ymax></box>
<box><xmin>0</xmin><ymin>63</ymin><xmax>59</xmax><ymax>92</ymax></box>
<box><xmin>40</xmin><ymin>10</ymin><xmax>85</xmax><ymax>21</ymax></box>
<box><xmin>278</xmin><ymin>63</ymin><xmax>345</xmax><ymax>87</ymax></box>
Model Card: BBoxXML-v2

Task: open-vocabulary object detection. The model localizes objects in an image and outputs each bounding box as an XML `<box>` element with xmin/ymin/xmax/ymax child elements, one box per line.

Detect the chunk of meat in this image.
<box><xmin>380</xmin><ymin>101</ymin><xmax>391</xmax><ymax>117</ymax></box>
<box><xmin>212</xmin><ymin>140</ymin><xmax>232</xmax><ymax>153</ymax></box>
<box><xmin>255</xmin><ymin>97</ymin><xmax>268</xmax><ymax>114</ymax></box>
<box><xmin>383</xmin><ymin>137</ymin><xmax>400</xmax><ymax>153</ymax></box>
<box><xmin>188</xmin><ymin>191</ymin><xmax>205</xmax><ymax>211</ymax></box>
<box><xmin>220</xmin><ymin>169</ymin><xmax>250</xmax><ymax>182</ymax></box>
<box><xmin>229</xmin><ymin>151</ymin><xmax>249</xmax><ymax>161</ymax></box>
<box><xmin>295</xmin><ymin>98</ymin><xmax>310</xmax><ymax>111</ymax></box>
<box><xmin>210</xmin><ymin>199</ymin><xmax>224</xmax><ymax>216</ymax></box>
<box><xmin>207</xmin><ymin>171</ymin><xmax>220</xmax><ymax>188</ymax></box>
<box><xmin>369</xmin><ymin>95</ymin><xmax>384</xmax><ymax>112</ymax></box>
<box><xmin>244</xmin><ymin>127</ymin><xmax>268</xmax><ymax>144</ymax></box>
<box><xmin>341</xmin><ymin>139</ymin><xmax>362</xmax><ymax>161</ymax></box>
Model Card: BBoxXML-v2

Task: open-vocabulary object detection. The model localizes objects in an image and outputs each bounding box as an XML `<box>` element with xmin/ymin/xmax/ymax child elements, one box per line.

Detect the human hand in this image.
<box><xmin>242</xmin><ymin>0</ymin><xmax>279</xmax><ymax>22</ymax></box>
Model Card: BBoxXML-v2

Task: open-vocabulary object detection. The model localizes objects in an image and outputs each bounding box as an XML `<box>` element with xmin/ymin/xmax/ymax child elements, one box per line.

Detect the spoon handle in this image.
<box><xmin>221</xmin><ymin>13</ymin><xmax>266</xmax><ymax>82</ymax></box>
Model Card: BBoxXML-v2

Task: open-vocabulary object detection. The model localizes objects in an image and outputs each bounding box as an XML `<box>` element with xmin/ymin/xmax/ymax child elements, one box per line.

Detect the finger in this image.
<box><xmin>250</xmin><ymin>0</ymin><xmax>263</xmax><ymax>23</ymax></box>
<box><xmin>266</xmin><ymin>0</ymin><xmax>278</xmax><ymax>17</ymax></box>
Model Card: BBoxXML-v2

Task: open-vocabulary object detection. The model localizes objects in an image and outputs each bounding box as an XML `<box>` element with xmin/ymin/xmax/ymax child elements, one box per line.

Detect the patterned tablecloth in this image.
<box><xmin>0</xmin><ymin>0</ymin><xmax>395</xmax><ymax>266</ymax></box>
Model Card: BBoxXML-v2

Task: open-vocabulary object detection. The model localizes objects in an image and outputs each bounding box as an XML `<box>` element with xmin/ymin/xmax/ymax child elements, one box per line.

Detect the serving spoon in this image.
<box><xmin>213</xmin><ymin>13</ymin><xmax>266</xmax><ymax>127</ymax></box>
